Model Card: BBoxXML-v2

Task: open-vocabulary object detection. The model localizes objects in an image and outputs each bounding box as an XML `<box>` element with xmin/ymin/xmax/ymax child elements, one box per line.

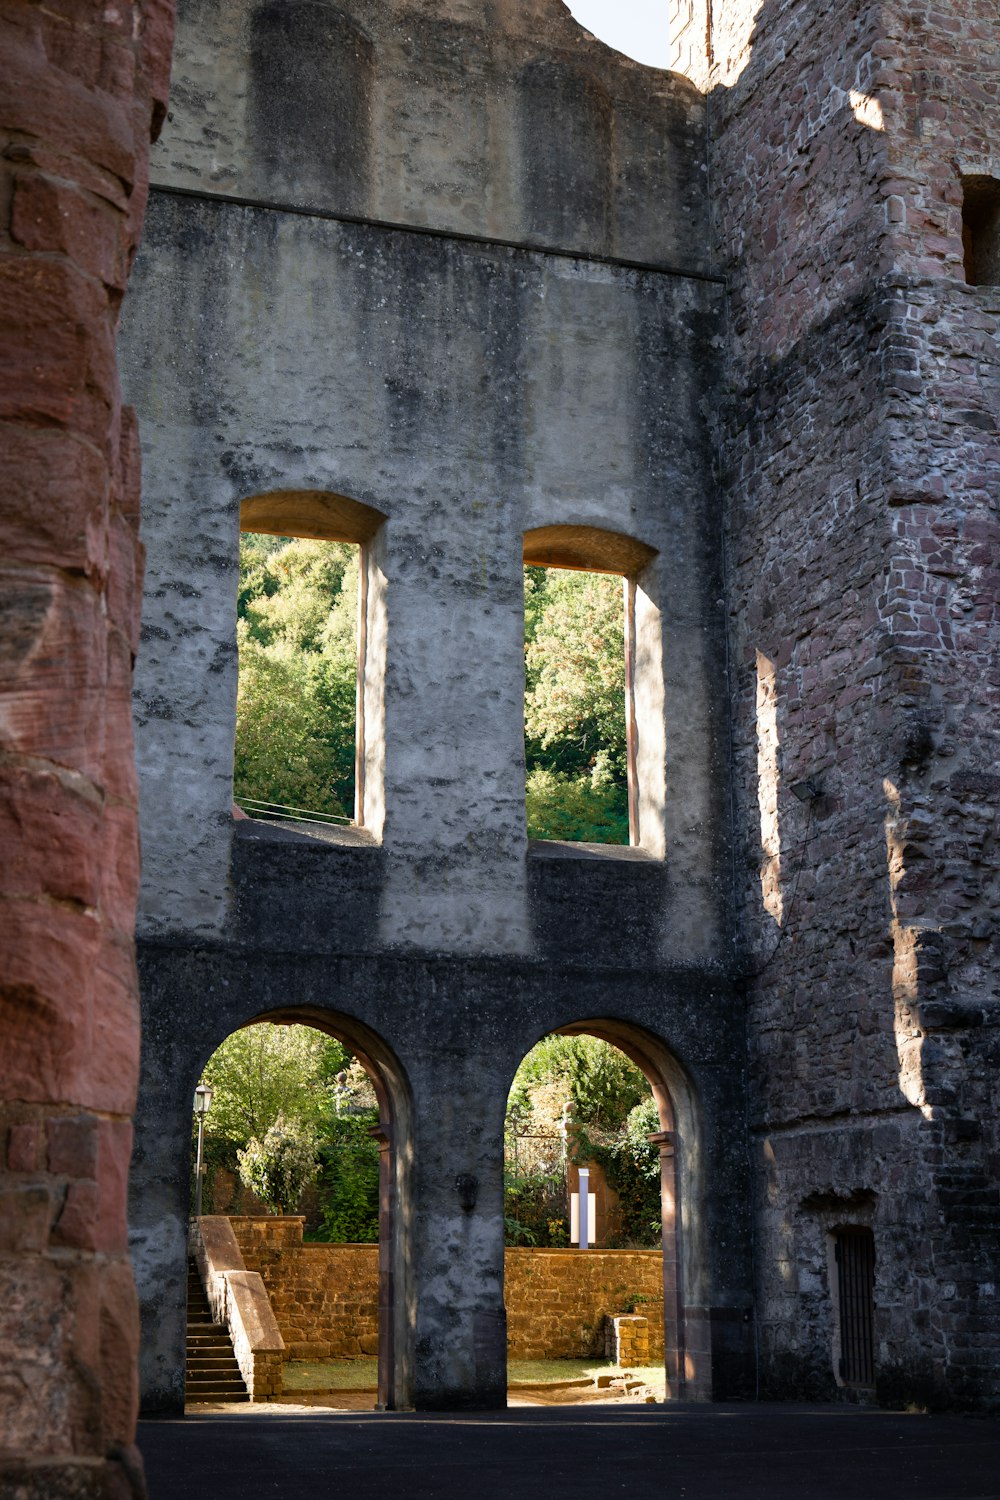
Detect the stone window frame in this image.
<box><xmin>523</xmin><ymin>524</ymin><xmax>660</xmax><ymax>849</ymax></box>
<box><xmin>239</xmin><ymin>490</ymin><xmax>388</xmax><ymax>830</ymax></box>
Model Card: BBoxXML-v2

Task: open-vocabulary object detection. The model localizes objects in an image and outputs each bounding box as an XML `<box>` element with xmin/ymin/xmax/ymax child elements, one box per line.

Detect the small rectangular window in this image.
<box><xmin>235</xmin><ymin>532</ymin><xmax>360</xmax><ymax>827</ymax></box>
<box><xmin>835</xmin><ymin>1227</ymin><xmax>876</xmax><ymax>1387</ymax></box>
<box><xmin>962</xmin><ymin>176</ymin><xmax>1000</xmax><ymax>286</ymax></box>
<box><xmin>523</xmin><ymin>564</ymin><xmax>636</xmax><ymax>846</ymax></box>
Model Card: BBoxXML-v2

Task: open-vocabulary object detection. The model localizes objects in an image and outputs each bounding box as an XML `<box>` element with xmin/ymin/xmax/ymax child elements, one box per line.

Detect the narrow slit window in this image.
<box><xmin>523</xmin><ymin>564</ymin><xmax>637</xmax><ymax>847</ymax></box>
<box><xmin>834</xmin><ymin>1226</ymin><xmax>876</xmax><ymax>1388</ymax></box>
<box><xmin>235</xmin><ymin>532</ymin><xmax>361</xmax><ymax>828</ymax></box>
<box><xmin>962</xmin><ymin>176</ymin><xmax>1000</xmax><ymax>286</ymax></box>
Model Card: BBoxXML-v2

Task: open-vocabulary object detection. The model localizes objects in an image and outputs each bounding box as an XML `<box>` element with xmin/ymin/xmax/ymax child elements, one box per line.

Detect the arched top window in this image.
<box><xmin>234</xmin><ymin>490</ymin><xmax>387</xmax><ymax>832</ymax></box>
<box><xmin>240</xmin><ymin>490</ymin><xmax>386</xmax><ymax>545</ymax></box>
<box><xmin>522</xmin><ymin>525</ymin><xmax>659</xmax><ymax>850</ymax></box>
<box><xmin>523</xmin><ymin>523</ymin><xmax>657</xmax><ymax>577</ymax></box>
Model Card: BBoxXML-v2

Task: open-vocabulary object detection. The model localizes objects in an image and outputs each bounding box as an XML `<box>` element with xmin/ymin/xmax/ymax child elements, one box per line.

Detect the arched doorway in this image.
<box><xmin>504</xmin><ymin>1018</ymin><xmax>704</xmax><ymax>1403</ymax></box>
<box><xmin>186</xmin><ymin>1006</ymin><xmax>410</xmax><ymax>1412</ymax></box>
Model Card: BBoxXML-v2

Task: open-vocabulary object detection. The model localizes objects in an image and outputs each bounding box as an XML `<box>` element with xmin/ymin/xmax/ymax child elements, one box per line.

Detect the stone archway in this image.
<box><xmin>506</xmin><ymin>1016</ymin><xmax>708</xmax><ymax>1401</ymax></box>
<box><xmin>243</xmin><ymin>1005</ymin><xmax>406</xmax><ymax>1411</ymax></box>
<box><xmin>131</xmin><ymin>994</ymin><xmax>412</xmax><ymax>1415</ymax></box>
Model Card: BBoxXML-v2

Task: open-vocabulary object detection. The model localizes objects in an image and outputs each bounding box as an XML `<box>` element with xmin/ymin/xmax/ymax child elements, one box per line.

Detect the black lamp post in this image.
<box><xmin>193</xmin><ymin>1083</ymin><xmax>214</xmax><ymax>1218</ymax></box>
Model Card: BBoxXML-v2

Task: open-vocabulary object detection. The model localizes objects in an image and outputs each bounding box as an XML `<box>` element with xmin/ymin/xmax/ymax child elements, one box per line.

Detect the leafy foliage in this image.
<box><xmin>200</xmin><ymin>1023</ymin><xmax>346</xmax><ymax>1145</ymax></box>
<box><xmin>503</xmin><ymin>1162</ymin><xmax>569</xmax><ymax>1247</ymax></box>
<box><xmin>237</xmin><ymin>1113</ymin><xmax>320</xmax><ymax>1215</ymax></box>
<box><xmin>505</xmin><ymin>1035</ymin><xmax>659</xmax><ymax>1248</ymax></box>
<box><xmin>314</xmin><ymin>1112</ymin><xmax>381</xmax><ymax>1244</ymax></box>
<box><xmin>577</xmin><ymin>1097</ymin><xmax>662</xmax><ymax>1247</ymax></box>
<box><xmin>235</xmin><ymin>534</ymin><xmax>358</xmax><ymax>817</ymax></box>
<box><xmin>508</xmin><ymin>1034</ymin><xmax>648</xmax><ymax>1131</ymax></box>
<box><xmin>524</xmin><ymin>566</ymin><xmax>628</xmax><ymax>844</ymax></box>
<box><xmin>525</xmin><ymin>768</ymin><xmax>628</xmax><ymax>844</ymax></box>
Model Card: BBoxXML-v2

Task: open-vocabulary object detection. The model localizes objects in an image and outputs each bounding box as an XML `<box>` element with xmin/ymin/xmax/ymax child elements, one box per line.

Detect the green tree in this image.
<box><xmin>315</xmin><ymin>1112</ymin><xmax>381</xmax><ymax>1243</ymax></box>
<box><xmin>200</xmin><ymin>1023</ymin><xmax>347</xmax><ymax>1146</ymax></box>
<box><xmin>234</xmin><ymin>626</ymin><xmax>349</xmax><ymax>816</ymax></box>
<box><xmin>525</xmin><ymin>767</ymin><xmax>628</xmax><ymax>844</ymax></box>
<box><xmin>234</xmin><ymin>534</ymin><xmax>359</xmax><ymax>816</ymax></box>
<box><xmin>523</xmin><ymin>567</ymin><xmax>628</xmax><ymax>844</ymax></box>
<box><xmin>508</xmin><ymin>1034</ymin><xmax>648</xmax><ymax>1131</ymax></box>
<box><xmin>237</xmin><ymin>1114</ymin><xmax>320</xmax><ymax>1215</ymax></box>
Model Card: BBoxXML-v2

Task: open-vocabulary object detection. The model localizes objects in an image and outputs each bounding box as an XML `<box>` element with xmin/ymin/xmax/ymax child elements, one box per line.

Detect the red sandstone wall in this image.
<box><xmin>0</xmin><ymin>1</ymin><xmax>173</xmax><ymax>1492</ymax></box>
<box><xmin>710</xmin><ymin>0</ymin><xmax>999</xmax><ymax>1406</ymax></box>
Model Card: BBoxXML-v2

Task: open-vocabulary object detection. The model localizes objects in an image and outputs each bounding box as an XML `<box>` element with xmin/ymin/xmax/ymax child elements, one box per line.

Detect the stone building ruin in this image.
<box><xmin>1</xmin><ymin>0</ymin><xmax>998</xmax><ymax>1492</ymax></box>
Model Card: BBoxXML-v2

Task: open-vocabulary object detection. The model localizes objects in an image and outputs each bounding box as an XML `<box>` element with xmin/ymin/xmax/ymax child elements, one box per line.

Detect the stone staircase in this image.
<box><xmin>186</xmin><ymin>1258</ymin><xmax>249</xmax><ymax>1404</ymax></box>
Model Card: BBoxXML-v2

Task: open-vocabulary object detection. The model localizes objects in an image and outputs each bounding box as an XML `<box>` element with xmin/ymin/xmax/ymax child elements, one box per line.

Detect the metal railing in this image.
<box><xmin>234</xmin><ymin>796</ymin><xmax>351</xmax><ymax>827</ymax></box>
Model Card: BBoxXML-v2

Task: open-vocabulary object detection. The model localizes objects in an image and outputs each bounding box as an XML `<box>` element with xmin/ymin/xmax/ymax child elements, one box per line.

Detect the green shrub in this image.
<box><xmin>314</xmin><ymin>1112</ymin><xmax>381</xmax><ymax>1243</ymax></box>
<box><xmin>237</xmin><ymin>1113</ymin><xmax>320</xmax><ymax>1215</ymax></box>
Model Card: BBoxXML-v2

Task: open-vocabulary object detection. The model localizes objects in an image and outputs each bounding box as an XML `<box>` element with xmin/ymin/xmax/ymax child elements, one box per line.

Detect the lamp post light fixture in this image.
<box><xmin>193</xmin><ymin>1083</ymin><xmax>214</xmax><ymax>1218</ymax></box>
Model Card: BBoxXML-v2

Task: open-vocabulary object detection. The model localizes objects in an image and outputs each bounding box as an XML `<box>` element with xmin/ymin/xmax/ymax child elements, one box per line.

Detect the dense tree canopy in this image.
<box><xmin>234</xmin><ymin>534</ymin><xmax>357</xmax><ymax>818</ymax></box>
<box><xmin>524</xmin><ymin>566</ymin><xmax>628</xmax><ymax>843</ymax></box>
<box><xmin>200</xmin><ymin>1023</ymin><xmax>348</xmax><ymax>1144</ymax></box>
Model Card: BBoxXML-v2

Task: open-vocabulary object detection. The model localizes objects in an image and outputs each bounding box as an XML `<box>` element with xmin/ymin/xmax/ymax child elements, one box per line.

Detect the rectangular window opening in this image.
<box><xmin>524</xmin><ymin>564</ymin><xmax>638</xmax><ymax>847</ymax></box>
<box><xmin>962</xmin><ymin>175</ymin><xmax>1000</xmax><ymax>286</ymax></box>
<box><xmin>834</xmin><ymin>1226</ymin><xmax>876</xmax><ymax>1389</ymax></box>
<box><xmin>234</xmin><ymin>532</ymin><xmax>363</xmax><ymax>829</ymax></box>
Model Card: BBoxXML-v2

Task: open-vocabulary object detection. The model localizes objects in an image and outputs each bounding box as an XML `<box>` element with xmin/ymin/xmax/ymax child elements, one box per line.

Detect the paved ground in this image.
<box><xmin>139</xmin><ymin>1402</ymin><xmax>1000</xmax><ymax>1500</ymax></box>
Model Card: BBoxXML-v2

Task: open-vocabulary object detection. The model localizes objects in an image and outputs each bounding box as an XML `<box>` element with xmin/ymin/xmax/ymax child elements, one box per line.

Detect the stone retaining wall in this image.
<box><xmin>230</xmin><ymin>1218</ymin><xmax>664</xmax><ymax>1363</ymax></box>
<box><xmin>505</xmin><ymin>1248</ymin><xmax>664</xmax><ymax>1361</ymax></box>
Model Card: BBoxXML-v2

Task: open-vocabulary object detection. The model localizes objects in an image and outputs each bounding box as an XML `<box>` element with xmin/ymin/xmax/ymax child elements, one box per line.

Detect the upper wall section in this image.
<box><xmin>154</xmin><ymin>0</ymin><xmax>709</xmax><ymax>270</ymax></box>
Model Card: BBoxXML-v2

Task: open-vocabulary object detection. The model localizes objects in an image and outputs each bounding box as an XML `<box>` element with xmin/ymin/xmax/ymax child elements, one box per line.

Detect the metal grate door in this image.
<box><xmin>835</xmin><ymin>1227</ymin><xmax>876</xmax><ymax>1387</ymax></box>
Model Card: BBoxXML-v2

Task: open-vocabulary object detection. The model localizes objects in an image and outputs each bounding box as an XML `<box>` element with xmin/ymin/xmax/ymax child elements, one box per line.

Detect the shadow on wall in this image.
<box><xmin>248</xmin><ymin>1</ymin><xmax>374</xmax><ymax>212</ymax></box>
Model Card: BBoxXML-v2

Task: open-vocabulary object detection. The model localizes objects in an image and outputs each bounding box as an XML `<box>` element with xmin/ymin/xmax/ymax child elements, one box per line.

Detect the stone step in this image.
<box><xmin>186</xmin><ymin>1389</ymin><xmax>250</xmax><ymax>1398</ymax></box>
<box><xmin>185</xmin><ymin>1255</ymin><xmax>249</xmax><ymax>1404</ymax></box>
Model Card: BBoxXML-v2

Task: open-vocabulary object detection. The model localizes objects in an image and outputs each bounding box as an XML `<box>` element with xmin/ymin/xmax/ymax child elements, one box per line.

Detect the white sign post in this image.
<box><xmin>571</xmin><ymin>1167</ymin><xmax>595</xmax><ymax>1249</ymax></box>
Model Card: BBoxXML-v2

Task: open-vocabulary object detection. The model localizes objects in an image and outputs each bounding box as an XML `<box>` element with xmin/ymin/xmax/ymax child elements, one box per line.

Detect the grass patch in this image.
<box><xmin>508</xmin><ymin>1359</ymin><xmax>664</xmax><ymax>1388</ymax></box>
<box><xmin>509</xmin><ymin>1359</ymin><xmax>611</xmax><ymax>1384</ymax></box>
<box><xmin>283</xmin><ymin>1359</ymin><xmax>377</xmax><ymax>1391</ymax></box>
<box><xmin>282</xmin><ymin>1357</ymin><xmax>667</xmax><ymax>1395</ymax></box>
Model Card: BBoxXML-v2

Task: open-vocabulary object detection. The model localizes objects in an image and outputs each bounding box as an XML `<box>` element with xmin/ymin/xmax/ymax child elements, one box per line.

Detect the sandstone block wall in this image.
<box><xmin>232</xmin><ymin>1218</ymin><xmax>379</xmax><ymax>1360</ymax></box>
<box><xmin>231</xmin><ymin>1218</ymin><xmax>664</xmax><ymax>1365</ymax></box>
<box><xmin>0</xmin><ymin>0</ymin><xmax>173</xmax><ymax>1492</ymax></box>
<box><xmin>505</xmin><ymin>1248</ymin><xmax>665</xmax><ymax>1362</ymax></box>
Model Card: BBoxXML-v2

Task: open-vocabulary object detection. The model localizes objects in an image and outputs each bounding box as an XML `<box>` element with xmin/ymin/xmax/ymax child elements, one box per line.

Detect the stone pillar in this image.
<box><xmin>648</xmin><ymin>1128</ymin><xmax>705</xmax><ymax>1399</ymax></box>
<box><xmin>0</xmin><ymin>0</ymin><xmax>174</xmax><ymax>1491</ymax></box>
<box><xmin>370</xmin><ymin>1122</ymin><xmax>396</xmax><ymax>1410</ymax></box>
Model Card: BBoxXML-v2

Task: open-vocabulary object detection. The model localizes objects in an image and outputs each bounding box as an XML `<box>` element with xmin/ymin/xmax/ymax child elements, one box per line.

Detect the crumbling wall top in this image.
<box><xmin>154</xmin><ymin>0</ymin><xmax>709</xmax><ymax>269</ymax></box>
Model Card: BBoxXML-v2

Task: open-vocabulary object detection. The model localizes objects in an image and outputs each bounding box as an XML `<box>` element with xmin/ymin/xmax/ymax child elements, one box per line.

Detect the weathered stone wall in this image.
<box><xmin>122</xmin><ymin>0</ymin><xmax>754</xmax><ymax>1417</ymax></box>
<box><xmin>230</xmin><ymin>1218</ymin><xmax>663</xmax><ymax>1364</ymax></box>
<box><xmin>705</xmin><ymin>0</ymin><xmax>1000</xmax><ymax>1407</ymax></box>
<box><xmin>0</xmin><ymin>0</ymin><xmax>173</xmax><ymax>1492</ymax></box>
